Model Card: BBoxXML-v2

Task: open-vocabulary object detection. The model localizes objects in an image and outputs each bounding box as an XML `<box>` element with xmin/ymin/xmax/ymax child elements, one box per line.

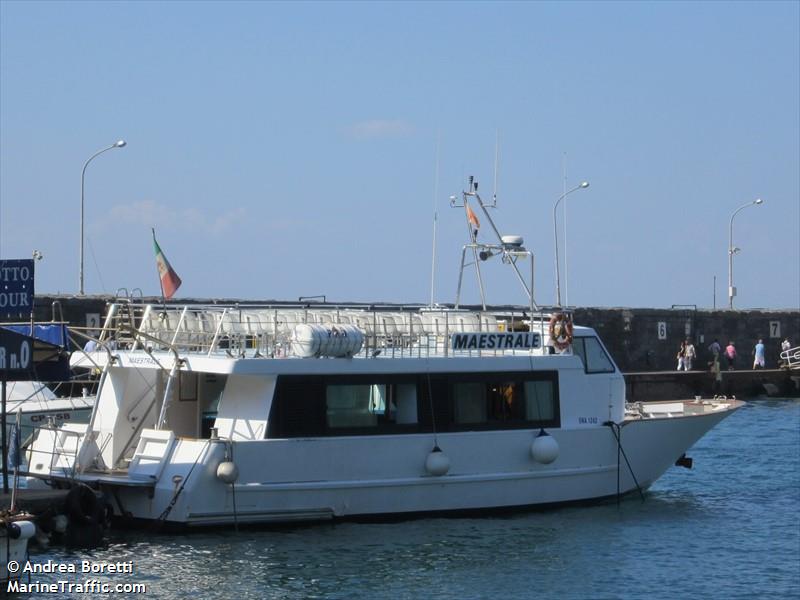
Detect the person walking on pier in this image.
<box><xmin>683</xmin><ymin>338</ymin><xmax>696</xmax><ymax>370</ymax></box>
<box><xmin>676</xmin><ymin>341</ymin><xmax>687</xmax><ymax>371</ymax></box>
<box><xmin>725</xmin><ymin>341</ymin><xmax>737</xmax><ymax>370</ymax></box>
<box><xmin>752</xmin><ymin>339</ymin><xmax>766</xmax><ymax>370</ymax></box>
<box><xmin>780</xmin><ymin>337</ymin><xmax>792</xmax><ymax>367</ymax></box>
<box><xmin>708</xmin><ymin>338</ymin><xmax>721</xmax><ymax>357</ymax></box>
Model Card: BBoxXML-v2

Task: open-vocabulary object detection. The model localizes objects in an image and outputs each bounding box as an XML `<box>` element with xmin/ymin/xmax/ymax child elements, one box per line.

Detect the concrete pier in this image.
<box><xmin>0</xmin><ymin>488</ymin><xmax>69</xmax><ymax>513</ymax></box>
<box><xmin>625</xmin><ymin>368</ymin><xmax>799</xmax><ymax>403</ymax></box>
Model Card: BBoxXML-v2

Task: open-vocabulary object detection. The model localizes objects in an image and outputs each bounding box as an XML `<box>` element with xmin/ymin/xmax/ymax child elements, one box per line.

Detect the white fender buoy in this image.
<box><xmin>216</xmin><ymin>461</ymin><xmax>239</xmax><ymax>484</ymax></box>
<box><xmin>425</xmin><ymin>446</ymin><xmax>451</xmax><ymax>476</ymax></box>
<box><xmin>7</xmin><ymin>520</ymin><xmax>36</xmax><ymax>541</ymax></box>
<box><xmin>531</xmin><ymin>429</ymin><xmax>559</xmax><ymax>464</ymax></box>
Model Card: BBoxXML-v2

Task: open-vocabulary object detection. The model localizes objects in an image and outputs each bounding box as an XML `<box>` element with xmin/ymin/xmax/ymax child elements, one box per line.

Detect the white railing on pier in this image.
<box><xmin>780</xmin><ymin>345</ymin><xmax>800</xmax><ymax>370</ymax></box>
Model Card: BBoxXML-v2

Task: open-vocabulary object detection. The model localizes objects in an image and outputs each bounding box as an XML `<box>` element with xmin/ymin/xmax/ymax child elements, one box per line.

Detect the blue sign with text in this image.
<box><xmin>0</xmin><ymin>328</ymin><xmax>34</xmax><ymax>378</ymax></box>
<box><xmin>0</xmin><ymin>259</ymin><xmax>35</xmax><ymax>320</ymax></box>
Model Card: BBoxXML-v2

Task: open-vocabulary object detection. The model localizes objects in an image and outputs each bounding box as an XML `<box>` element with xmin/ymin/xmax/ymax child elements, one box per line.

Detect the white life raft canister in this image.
<box><xmin>291</xmin><ymin>324</ymin><xmax>364</xmax><ymax>358</ymax></box>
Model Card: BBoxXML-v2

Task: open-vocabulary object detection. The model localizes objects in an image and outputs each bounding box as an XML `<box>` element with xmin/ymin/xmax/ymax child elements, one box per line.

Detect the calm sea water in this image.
<box><xmin>22</xmin><ymin>399</ymin><xmax>800</xmax><ymax>599</ymax></box>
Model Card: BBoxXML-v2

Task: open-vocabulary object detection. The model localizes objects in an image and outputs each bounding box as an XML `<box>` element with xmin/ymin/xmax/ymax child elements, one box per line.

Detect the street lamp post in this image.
<box><xmin>80</xmin><ymin>140</ymin><xmax>126</xmax><ymax>295</ymax></box>
<box><xmin>728</xmin><ymin>197</ymin><xmax>763</xmax><ymax>309</ymax></box>
<box><xmin>553</xmin><ymin>181</ymin><xmax>589</xmax><ymax>306</ymax></box>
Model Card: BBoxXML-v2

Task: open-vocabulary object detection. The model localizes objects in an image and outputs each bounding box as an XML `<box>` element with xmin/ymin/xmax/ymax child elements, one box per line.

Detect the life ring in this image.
<box><xmin>549</xmin><ymin>313</ymin><xmax>573</xmax><ymax>351</ymax></box>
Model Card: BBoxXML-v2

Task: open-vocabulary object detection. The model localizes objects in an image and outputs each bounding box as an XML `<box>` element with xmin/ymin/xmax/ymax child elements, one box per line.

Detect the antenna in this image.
<box><xmin>491</xmin><ymin>129</ymin><xmax>499</xmax><ymax>207</ymax></box>
<box><xmin>429</xmin><ymin>133</ymin><xmax>441</xmax><ymax>308</ymax></box>
<box><xmin>563</xmin><ymin>152</ymin><xmax>568</xmax><ymax>306</ymax></box>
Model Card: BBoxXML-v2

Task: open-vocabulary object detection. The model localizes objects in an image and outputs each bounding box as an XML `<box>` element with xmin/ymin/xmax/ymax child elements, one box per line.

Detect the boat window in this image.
<box><xmin>524</xmin><ymin>380</ymin><xmax>555</xmax><ymax>421</ymax></box>
<box><xmin>324</xmin><ymin>380</ymin><xmax>421</xmax><ymax>430</ymax></box>
<box><xmin>449</xmin><ymin>373</ymin><xmax>557</xmax><ymax>429</ymax></box>
<box><xmin>394</xmin><ymin>383</ymin><xmax>418</xmax><ymax>424</ymax></box>
<box><xmin>573</xmin><ymin>338</ymin><xmax>586</xmax><ymax>367</ymax></box>
<box><xmin>268</xmin><ymin>371</ymin><xmax>559</xmax><ymax>438</ymax></box>
<box><xmin>488</xmin><ymin>382</ymin><xmax>525</xmax><ymax>422</ymax></box>
<box><xmin>573</xmin><ymin>337</ymin><xmax>615</xmax><ymax>373</ymax></box>
<box><xmin>269</xmin><ymin>377</ymin><xmax>326</xmax><ymax>437</ymax></box>
<box><xmin>326</xmin><ymin>384</ymin><xmax>382</xmax><ymax>428</ymax></box>
<box><xmin>454</xmin><ymin>382</ymin><xmax>487</xmax><ymax>423</ymax></box>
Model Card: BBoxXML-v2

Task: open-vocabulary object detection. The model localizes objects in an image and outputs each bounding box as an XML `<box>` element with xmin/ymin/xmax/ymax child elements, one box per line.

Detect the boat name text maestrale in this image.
<box><xmin>450</xmin><ymin>332</ymin><xmax>541</xmax><ymax>350</ymax></box>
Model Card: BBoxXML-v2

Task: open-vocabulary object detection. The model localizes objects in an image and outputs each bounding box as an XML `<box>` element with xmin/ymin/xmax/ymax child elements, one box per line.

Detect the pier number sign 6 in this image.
<box><xmin>0</xmin><ymin>259</ymin><xmax>34</xmax><ymax>320</ymax></box>
<box><xmin>657</xmin><ymin>322</ymin><xmax>667</xmax><ymax>340</ymax></box>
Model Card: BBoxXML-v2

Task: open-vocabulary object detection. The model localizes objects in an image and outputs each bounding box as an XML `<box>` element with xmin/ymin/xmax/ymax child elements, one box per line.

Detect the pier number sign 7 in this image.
<box><xmin>769</xmin><ymin>321</ymin><xmax>781</xmax><ymax>339</ymax></box>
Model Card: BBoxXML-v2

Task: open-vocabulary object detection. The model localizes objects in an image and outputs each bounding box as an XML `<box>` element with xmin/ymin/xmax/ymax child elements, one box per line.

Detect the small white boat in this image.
<box><xmin>25</xmin><ymin>177</ymin><xmax>743</xmax><ymax>526</ymax></box>
<box><xmin>5</xmin><ymin>381</ymin><xmax>93</xmax><ymax>444</ymax></box>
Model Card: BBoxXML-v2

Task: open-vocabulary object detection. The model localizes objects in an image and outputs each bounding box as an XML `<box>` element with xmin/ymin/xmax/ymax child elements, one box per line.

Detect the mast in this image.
<box><xmin>465</xmin><ymin>177</ymin><xmax>487</xmax><ymax>309</ymax></box>
<box><xmin>453</xmin><ymin>176</ymin><xmax>538</xmax><ymax>311</ymax></box>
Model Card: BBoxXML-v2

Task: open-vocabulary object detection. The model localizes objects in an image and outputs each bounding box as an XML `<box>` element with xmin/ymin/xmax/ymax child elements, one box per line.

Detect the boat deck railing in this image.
<box><xmin>93</xmin><ymin>303</ymin><xmax>573</xmax><ymax>359</ymax></box>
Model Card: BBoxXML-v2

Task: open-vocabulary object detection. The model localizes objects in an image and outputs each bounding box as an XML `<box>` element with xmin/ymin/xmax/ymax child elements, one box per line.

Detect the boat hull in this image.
<box><xmin>89</xmin><ymin>404</ymin><xmax>740</xmax><ymax>526</ymax></box>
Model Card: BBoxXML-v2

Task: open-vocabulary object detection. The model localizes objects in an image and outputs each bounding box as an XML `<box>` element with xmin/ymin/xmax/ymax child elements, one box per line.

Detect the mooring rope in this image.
<box><xmin>153</xmin><ymin>439</ymin><xmax>211</xmax><ymax>529</ymax></box>
<box><xmin>604</xmin><ymin>421</ymin><xmax>645</xmax><ymax>503</ymax></box>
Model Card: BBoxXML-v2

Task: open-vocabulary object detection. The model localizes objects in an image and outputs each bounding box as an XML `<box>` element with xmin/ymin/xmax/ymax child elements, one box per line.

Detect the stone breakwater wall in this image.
<box><xmin>9</xmin><ymin>296</ymin><xmax>800</xmax><ymax>393</ymax></box>
<box><xmin>572</xmin><ymin>306</ymin><xmax>799</xmax><ymax>373</ymax></box>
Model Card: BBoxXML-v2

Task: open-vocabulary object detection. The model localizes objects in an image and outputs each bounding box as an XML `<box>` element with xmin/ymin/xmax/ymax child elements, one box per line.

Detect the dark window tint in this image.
<box><xmin>268</xmin><ymin>371</ymin><xmax>559</xmax><ymax>438</ymax></box>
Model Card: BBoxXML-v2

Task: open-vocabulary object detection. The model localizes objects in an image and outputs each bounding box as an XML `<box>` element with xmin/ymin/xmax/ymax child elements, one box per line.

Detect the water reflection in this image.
<box><xmin>27</xmin><ymin>400</ymin><xmax>799</xmax><ymax>600</ymax></box>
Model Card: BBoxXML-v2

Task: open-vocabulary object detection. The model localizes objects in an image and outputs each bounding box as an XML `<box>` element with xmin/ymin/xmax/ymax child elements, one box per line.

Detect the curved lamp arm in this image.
<box><xmin>80</xmin><ymin>140</ymin><xmax>126</xmax><ymax>294</ymax></box>
<box><xmin>552</xmin><ymin>181</ymin><xmax>589</xmax><ymax>306</ymax></box>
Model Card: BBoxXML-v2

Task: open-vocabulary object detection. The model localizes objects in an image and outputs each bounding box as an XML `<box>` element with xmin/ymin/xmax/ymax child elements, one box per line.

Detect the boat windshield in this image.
<box><xmin>572</xmin><ymin>337</ymin><xmax>615</xmax><ymax>374</ymax></box>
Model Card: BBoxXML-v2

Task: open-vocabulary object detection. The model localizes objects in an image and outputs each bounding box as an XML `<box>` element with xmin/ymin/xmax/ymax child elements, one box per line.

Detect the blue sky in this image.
<box><xmin>1</xmin><ymin>1</ymin><xmax>798</xmax><ymax>309</ymax></box>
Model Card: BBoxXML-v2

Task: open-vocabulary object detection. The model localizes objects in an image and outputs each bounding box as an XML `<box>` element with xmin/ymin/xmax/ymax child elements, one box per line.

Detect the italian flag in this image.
<box><xmin>152</xmin><ymin>229</ymin><xmax>182</xmax><ymax>299</ymax></box>
<box><xmin>466</xmin><ymin>203</ymin><xmax>480</xmax><ymax>229</ymax></box>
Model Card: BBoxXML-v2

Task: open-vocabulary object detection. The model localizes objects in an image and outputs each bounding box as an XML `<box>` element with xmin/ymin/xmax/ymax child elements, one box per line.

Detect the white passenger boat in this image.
<box><xmin>25</xmin><ymin>178</ymin><xmax>743</xmax><ymax>526</ymax></box>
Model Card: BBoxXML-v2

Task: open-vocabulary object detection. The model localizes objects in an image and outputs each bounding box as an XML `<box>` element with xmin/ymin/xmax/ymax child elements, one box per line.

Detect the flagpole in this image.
<box><xmin>10</xmin><ymin>409</ymin><xmax>21</xmax><ymax>512</ymax></box>
<box><xmin>152</xmin><ymin>228</ymin><xmax>167</xmax><ymax>312</ymax></box>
